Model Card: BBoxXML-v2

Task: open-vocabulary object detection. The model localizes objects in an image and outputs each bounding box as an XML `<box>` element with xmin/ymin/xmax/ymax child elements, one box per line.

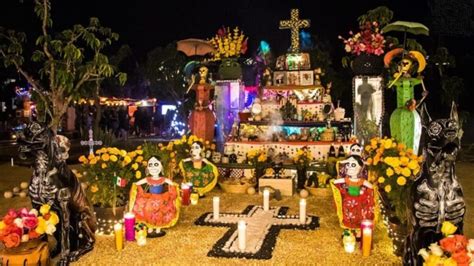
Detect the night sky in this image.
<box><xmin>1</xmin><ymin>0</ymin><xmax>473</xmax><ymax>115</ymax></box>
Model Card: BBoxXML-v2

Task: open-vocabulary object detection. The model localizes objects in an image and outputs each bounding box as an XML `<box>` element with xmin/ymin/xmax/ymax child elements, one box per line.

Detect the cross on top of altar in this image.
<box><xmin>195</xmin><ymin>205</ymin><xmax>319</xmax><ymax>259</ymax></box>
<box><xmin>80</xmin><ymin>128</ymin><xmax>102</xmax><ymax>155</ymax></box>
<box><xmin>279</xmin><ymin>9</ymin><xmax>311</xmax><ymax>53</ymax></box>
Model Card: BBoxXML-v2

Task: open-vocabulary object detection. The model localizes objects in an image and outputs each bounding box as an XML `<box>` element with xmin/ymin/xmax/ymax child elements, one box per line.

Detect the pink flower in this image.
<box><xmin>22</xmin><ymin>216</ymin><xmax>39</xmax><ymax>230</ymax></box>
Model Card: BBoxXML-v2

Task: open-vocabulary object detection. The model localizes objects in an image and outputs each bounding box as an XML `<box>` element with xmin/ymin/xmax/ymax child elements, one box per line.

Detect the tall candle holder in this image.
<box><xmin>124</xmin><ymin>212</ymin><xmax>136</xmax><ymax>241</ymax></box>
<box><xmin>361</xmin><ymin>219</ymin><xmax>374</xmax><ymax>257</ymax></box>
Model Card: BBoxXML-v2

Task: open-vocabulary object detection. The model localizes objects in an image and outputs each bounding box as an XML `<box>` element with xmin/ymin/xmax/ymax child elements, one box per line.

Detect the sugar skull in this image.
<box><xmin>147</xmin><ymin>156</ymin><xmax>163</xmax><ymax>178</ymax></box>
<box><xmin>190</xmin><ymin>141</ymin><xmax>203</xmax><ymax>160</ymax></box>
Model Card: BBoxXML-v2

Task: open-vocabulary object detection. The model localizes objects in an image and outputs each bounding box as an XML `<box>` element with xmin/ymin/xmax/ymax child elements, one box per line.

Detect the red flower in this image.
<box><xmin>3</xmin><ymin>233</ymin><xmax>21</xmax><ymax>248</ymax></box>
<box><xmin>18</xmin><ymin>208</ymin><xmax>29</xmax><ymax>218</ymax></box>
<box><xmin>451</xmin><ymin>250</ymin><xmax>471</xmax><ymax>266</ymax></box>
<box><xmin>22</xmin><ymin>216</ymin><xmax>39</xmax><ymax>230</ymax></box>
<box><xmin>28</xmin><ymin>230</ymin><xmax>40</xmax><ymax>240</ymax></box>
<box><xmin>440</xmin><ymin>235</ymin><xmax>468</xmax><ymax>254</ymax></box>
<box><xmin>2</xmin><ymin>214</ymin><xmax>15</xmax><ymax>225</ymax></box>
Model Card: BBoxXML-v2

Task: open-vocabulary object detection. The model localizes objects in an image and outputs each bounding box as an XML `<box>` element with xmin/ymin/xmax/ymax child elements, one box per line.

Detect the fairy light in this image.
<box><xmin>279</xmin><ymin>9</ymin><xmax>311</xmax><ymax>53</ymax></box>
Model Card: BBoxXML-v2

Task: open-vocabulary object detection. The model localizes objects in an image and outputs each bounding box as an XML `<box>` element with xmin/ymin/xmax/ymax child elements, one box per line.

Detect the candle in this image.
<box><xmin>11</xmin><ymin>157</ymin><xmax>14</xmax><ymax>167</ymax></box>
<box><xmin>343</xmin><ymin>230</ymin><xmax>356</xmax><ymax>253</ymax></box>
<box><xmin>181</xmin><ymin>183</ymin><xmax>191</xmax><ymax>206</ymax></box>
<box><xmin>299</xmin><ymin>199</ymin><xmax>306</xmax><ymax>224</ymax></box>
<box><xmin>114</xmin><ymin>223</ymin><xmax>123</xmax><ymax>251</ymax></box>
<box><xmin>361</xmin><ymin>219</ymin><xmax>373</xmax><ymax>257</ymax></box>
<box><xmin>190</xmin><ymin>192</ymin><xmax>199</xmax><ymax>205</ymax></box>
<box><xmin>213</xmin><ymin>196</ymin><xmax>220</xmax><ymax>220</ymax></box>
<box><xmin>263</xmin><ymin>189</ymin><xmax>270</xmax><ymax>211</ymax></box>
<box><xmin>136</xmin><ymin>230</ymin><xmax>147</xmax><ymax>247</ymax></box>
<box><xmin>124</xmin><ymin>212</ymin><xmax>135</xmax><ymax>241</ymax></box>
<box><xmin>238</xmin><ymin>220</ymin><xmax>246</xmax><ymax>251</ymax></box>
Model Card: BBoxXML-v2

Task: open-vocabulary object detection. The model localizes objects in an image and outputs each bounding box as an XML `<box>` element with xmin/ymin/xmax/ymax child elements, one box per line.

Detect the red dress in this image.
<box><xmin>189</xmin><ymin>83</ymin><xmax>216</xmax><ymax>142</ymax></box>
<box><xmin>333</xmin><ymin>182</ymin><xmax>375</xmax><ymax>229</ymax></box>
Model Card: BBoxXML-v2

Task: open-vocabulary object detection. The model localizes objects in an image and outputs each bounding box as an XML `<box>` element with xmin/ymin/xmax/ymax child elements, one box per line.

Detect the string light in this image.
<box><xmin>279</xmin><ymin>9</ymin><xmax>311</xmax><ymax>53</ymax></box>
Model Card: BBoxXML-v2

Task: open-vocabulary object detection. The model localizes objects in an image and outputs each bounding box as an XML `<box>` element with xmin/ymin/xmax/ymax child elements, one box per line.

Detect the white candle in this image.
<box><xmin>238</xmin><ymin>220</ymin><xmax>246</xmax><ymax>251</ymax></box>
<box><xmin>299</xmin><ymin>199</ymin><xmax>306</xmax><ymax>224</ymax></box>
<box><xmin>263</xmin><ymin>189</ymin><xmax>270</xmax><ymax>211</ymax></box>
<box><xmin>213</xmin><ymin>196</ymin><xmax>220</xmax><ymax>220</ymax></box>
<box><xmin>11</xmin><ymin>157</ymin><xmax>14</xmax><ymax>167</ymax></box>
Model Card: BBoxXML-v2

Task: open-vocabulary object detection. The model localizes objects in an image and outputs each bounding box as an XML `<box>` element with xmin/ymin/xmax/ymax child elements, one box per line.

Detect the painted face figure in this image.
<box><xmin>349</xmin><ymin>144</ymin><xmax>362</xmax><ymax>157</ymax></box>
<box><xmin>400</xmin><ymin>58</ymin><xmax>413</xmax><ymax>74</ymax></box>
<box><xmin>190</xmin><ymin>142</ymin><xmax>203</xmax><ymax>160</ymax></box>
<box><xmin>344</xmin><ymin>157</ymin><xmax>362</xmax><ymax>178</ymax></box>
<box><xmin>147</xmin><ymin>157</ymin><xmax>163</xmax><ymax>178</ymax></box>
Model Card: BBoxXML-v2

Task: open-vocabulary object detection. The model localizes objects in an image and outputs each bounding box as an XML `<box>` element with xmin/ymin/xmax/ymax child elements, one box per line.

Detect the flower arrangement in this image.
<box><xmin>339</xmin><ymin>21</ymin><xmax>386</xmax><ymax>56</ymax></box>
<box><xmin>364</xmin><ymin>137</ymin><xmax>423</xmax><ymax>222</ymax></box>
<box><xmin>293</xmin><ymin>147</ymin><xmax>313</xmax><ymax>167</ymax></box>
<box><xmin>418</xmin><ymin>221</ymin><xmax>473</xmax><ymax>266</ymax></box>
<box><xmin>209</xmin><ymin>26</ymin><xmax>248</xmax><ymax>61</ymax></box>
<box><xmin>246</xmin><ymin>149</ymin><xmax>268</xmax><ymax>165</ymax></box>
<box><xmin>0</xmin><ymin>205</ymin><xmax>59</xmax><ymax>248</ymax></box>
<box><xmin>79</xmin><ymin>146</ymin><xmax>147</xmax><ymax>208</ymax></box>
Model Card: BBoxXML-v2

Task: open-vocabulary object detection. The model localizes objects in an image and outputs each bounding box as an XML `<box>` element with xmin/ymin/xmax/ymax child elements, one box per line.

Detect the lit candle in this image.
<box><xmin>181</xmin><ymin>183</ymin><xmax>191</xmax><ymax>206</ymax></box>
<box><xmin>213</xmin><ymin>196</ymin><xmax>220</xmax><ymax>220</ymax></box>
<box><xmin>136</xmin><ymin>229</ymin><xmax>147</xmax><ymax>247</ymax></box>
<box><xmin>263</xmin><ymin>189</ymin><xmax>270</xmax><ymax>211</ymax></box>
<box><xmin>114</xmin><ymin>223</ymin><xmax>123</xmax><ymax>251</ymax></box>
<box><xmin>361</xmin><ymin>219</ymin><xmax>373</xmax><ymax>257</ymax></box>
<box><xmin>343</xmin><ymin>231</ymin><xmax>356</xmax><ymax>253</ymax></box>
<box><xmin>299</xmin><ymin>199</ymin><xmax>306</xmax><ymax>224</ymax></box>
<box><xmin>190</xmin><ymin>192</ymin><xmax>199</xmax><ymax>205</ymax></box>
<box><xmin>11</xmin><ymin>157</ymin><xmax>14</xmax><ymax>167</ymax></box>
<box><xmin>124</xmin><ymin>212</ymin><xmax>135</xmax><ymax>241</ymax></box>
<box><xmin>238</xmin><ymin>220</ymin><xmax>246</xmax><ymax>251</ymax></box>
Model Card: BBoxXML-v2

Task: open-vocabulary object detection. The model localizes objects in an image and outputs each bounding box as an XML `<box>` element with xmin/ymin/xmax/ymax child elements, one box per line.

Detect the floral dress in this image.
<box><xmin>179</xmin><ymin>159</ymin><xmax>218</xmax><ymax>196</ymax></box>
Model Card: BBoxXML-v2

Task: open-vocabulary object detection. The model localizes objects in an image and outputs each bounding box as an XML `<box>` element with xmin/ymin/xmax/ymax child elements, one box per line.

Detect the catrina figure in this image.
<box><xmin>384</xmin><ymin>48</ymin><xmax>428</xmax><ymax>155</ymax></box>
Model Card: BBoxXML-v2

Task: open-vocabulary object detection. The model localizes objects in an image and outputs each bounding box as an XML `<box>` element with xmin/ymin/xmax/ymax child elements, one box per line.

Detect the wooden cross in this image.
<box><xmin>195</xmin><ymin>205</ymin><xmax>319</xmax><ymax>259</ymax></box>
<box><xmin>279</xmin><ymin>9</ymin><xmax>311</xmax><ymax>53</ymax></box>
<box><xmin>80</xmin><ymin>128</ymin><xmax>103</xmax><ymax>155</ymax></box>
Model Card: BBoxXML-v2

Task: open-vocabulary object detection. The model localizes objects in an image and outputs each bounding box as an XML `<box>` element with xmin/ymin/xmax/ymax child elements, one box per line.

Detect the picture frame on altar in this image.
<box><xmin>299</xmin><ymin>71</ymin><xmax>314</xmax><ymax>86</ymax></box>
<box><xmin>273</xmin><ymin>71</ymin><xmax>287</xmax><ymax>85</ymax></box>
<box><xmin>286</xmin><ymin>71</ymin><xmax>300</xmax><ymax>85</ymax></box>
<box><xmin>353</xmin><ymin>76</ymin><xmax>384</xmax><ymax>145</ymax></box>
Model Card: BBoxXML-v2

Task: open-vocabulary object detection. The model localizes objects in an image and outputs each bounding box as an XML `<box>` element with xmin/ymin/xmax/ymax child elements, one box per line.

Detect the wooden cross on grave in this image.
<box><xmin>279</xmin><ymin>9</ymin><xmax>311</xmax><ymax>53</ymax></box>
<box><xmin>80</xmin><ymin>128</ymin><xmax>103</xmax><ymax>155</ymax></box>
<box><xmin>195</xmin><ymin>205</ymin><xmax>319</xmax><ymax>259</ymax></box>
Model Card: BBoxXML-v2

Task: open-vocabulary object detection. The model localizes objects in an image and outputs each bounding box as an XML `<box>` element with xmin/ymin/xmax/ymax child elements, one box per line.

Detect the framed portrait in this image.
<box><xmin>286</xmin><ymin>71</ymin><xmax>300</xmax><ymax>85</ymax></box>
<box><xmin>353</xmin><ymin>76</ymin><xmax>384</xmax><ymax>144</ymax></box>
<box><xmin>273</xmin><ymin>71</ymin><xmax>287</xmax><ymax>85</ymax></box>
<box><xmin>299</xmin><ymin>71</ymin><xmax>314</xmax><ymax>86</ymax></box>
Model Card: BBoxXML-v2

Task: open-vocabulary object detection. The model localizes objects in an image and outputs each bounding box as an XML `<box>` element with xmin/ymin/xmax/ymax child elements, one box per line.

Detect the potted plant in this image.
<box><xmin>208</xmin><ymin>26</ymin><xmax>248</xmax><ymax>79</ymax></box>
<box><xmin>364</xmin><ymin>137</ymin><xmax>423</xmax><ymax>255</ymax></box>
<box><xmin>0</xmin><ymin>205</ymin><xmax>58</xmax><ymax>265</ymax></box>
<box><xmin>79</xmin><ymin>146</ymin><xmax>146</xmax><ymax>234</ymax></box>
<box><xmin>339</xmin><ymin>6</ymin><xmax>393</xmax><ymax>75</ymax></box>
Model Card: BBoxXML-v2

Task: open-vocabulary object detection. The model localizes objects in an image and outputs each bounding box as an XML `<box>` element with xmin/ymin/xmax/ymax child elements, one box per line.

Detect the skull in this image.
<box><xmin>400</xmin><ymin>58</ymin><xmax>413</xmax><ymax>74</ymax></box>
<box><xmin>190</xmin><ymin>142</ymin><xmax>203</xmax><ymax>160</ymax></box>
<box><xmin>212</xmin><ymin>151</ymin><xmax>222</xmax><ymax>163</ymax></box>
<box><xmin>343</xmin><ymin>156</ymin><xmax>363</xmax><ymax>178</ymax></box>
<box><xmin>198</xmin><ymin>66</ymin><xmax>208</xmax><ymax>84</ymax></box>
<box><xmin>349</xmin><ymin>143</ymin><xmax>362</xmax><ymax>156</ymax></box>
<box><xmin>147</xmin><ymin>156</ymin><xmax>163</xmax><ymax>178</ymax></box>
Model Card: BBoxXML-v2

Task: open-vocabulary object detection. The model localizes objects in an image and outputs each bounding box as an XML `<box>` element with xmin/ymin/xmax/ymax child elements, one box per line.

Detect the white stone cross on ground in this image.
<box><xmin>80</xmin><ymin>128</ymin><xmax>103</xmax><ymax>155</ymax></box>
<box><xmin>194</xmin><ymin>205</ymin><xmax>319</xmax><ymax>259</ymax></box>
<box><xmin>279</xmin><ymin>9</ymin><xmax>311</xmax><ymax>53</ymax></box>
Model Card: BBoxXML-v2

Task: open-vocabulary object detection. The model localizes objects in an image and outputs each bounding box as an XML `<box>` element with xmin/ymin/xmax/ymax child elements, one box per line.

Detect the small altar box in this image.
<box><xmin>259</xmin><ymin>175</ymin><xmax>296</xmax><ymax>196</ymax></box>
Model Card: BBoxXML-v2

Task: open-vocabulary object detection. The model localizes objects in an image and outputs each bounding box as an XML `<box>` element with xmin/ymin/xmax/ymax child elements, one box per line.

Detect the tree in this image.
<box><xmin>0</xmin><ymin>0</ymin><xmax>126</xmax><ymax>133</ymax></box>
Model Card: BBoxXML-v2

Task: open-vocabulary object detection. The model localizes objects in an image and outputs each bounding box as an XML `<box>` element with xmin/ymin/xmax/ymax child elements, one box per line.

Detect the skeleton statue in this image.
<box><xmin>403</xmin><ymin>103</ymin><xmax>465</xmax><ymax>265</ymax></box>
<box><xmin>17</xmin><ymin>122</ymin><xmax>96</xmax><ymax>265</ymax></box>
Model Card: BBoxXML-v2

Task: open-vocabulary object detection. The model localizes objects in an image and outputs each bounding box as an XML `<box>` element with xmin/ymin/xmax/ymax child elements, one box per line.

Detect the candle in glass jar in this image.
<box><xmin>238</xmin><ymin>220</ymin><xmax>246</xmax><ymax>251</ymax></box>
<box><xmin>263</xmin><ymin>189</ymin><xmax>270</xmax><ymax>211</ymax></box>
<box><xmin>190</xmin><ymin>192</ymin><xmax>199</xmax><ymax>205</ymax></box>
<box><xmin>114</xmin><ymin>223</ymin><xmax>123</xmax><ymax>251</ymax></box>
<box><xmin>124</xmin><ymin>212</ymin><xmax>135</xmax><ymax>241</ymax></box>
<box><xmin>136</xmin><ymin>230</ymin><xmax>147</xmax><ymax>247</ymax></box>
<box><xmin>299</xmin><ymin>199</ymin><xmax>306</xmax><ymax>224</ymax></box>
<box><xmin>361</xmin><ymin>219</ymin><xmax>373</xmax><ymax>257</ymax></box>
<box><xmin>213</xmin><ymin>196</ymin><xmax>220</xmax><ymax>220</ymax></box>
<box><xmin>181</xmin><ymin>183</ymin><xmax>191</xmax><ymax>206</ymax></box>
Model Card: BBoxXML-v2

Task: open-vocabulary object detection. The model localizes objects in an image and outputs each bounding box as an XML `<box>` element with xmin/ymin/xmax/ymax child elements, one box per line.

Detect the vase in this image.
<box><xmin>378</xmin><ymin>192</ymin><xmax>408</xmax><ymax>257</ymax></box>
<box><xmin>218</xmin><ymin>58</ymin><xmax>242</xmax><ymax>80</ymax></box>
<box><xmin>389</xmin><ymin>78</ymin><xmax>422</xmax><ymax>154</ymax></box>
<box><xmin>0</xmin><ymin>239</ymin><xmax>50</xmax><ymax>265</ymax></box>
<box><xmin>94</xmin><ymin>205</ymin><xmax>126</xmax><ymax>235</ymax></box>
<box><xmin>296</xmin><ymin>167</ymin><xmax>307</xmax><ymax>190</ymax></box>
<box><xmin>352</xmin><ymin>54</ymin><xmax>384</xmax><ymax>76</ymax></box>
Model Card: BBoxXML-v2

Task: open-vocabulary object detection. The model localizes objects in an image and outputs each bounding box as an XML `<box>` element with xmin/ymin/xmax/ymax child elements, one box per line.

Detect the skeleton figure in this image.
<box><xmin>403</xmin><ymin>103</ymin><xmax>465</xmax><ymax>265</ymax></box>
<box><xmin>18</xmin><ymin>122</ymin><xmax>97</xmax><ymax>266</ymax></box>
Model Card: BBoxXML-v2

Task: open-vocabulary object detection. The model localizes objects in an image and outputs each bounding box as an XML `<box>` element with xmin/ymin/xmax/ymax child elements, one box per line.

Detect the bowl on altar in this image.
<box><xmin>219</xmin><ymin>182</ymin><xmax>256</xmax><ymax>194</ymax></box>
<box><xmin>305</xmin><ymin>186</ymin><xmax>331</xmax><ymax>196</ymax></box>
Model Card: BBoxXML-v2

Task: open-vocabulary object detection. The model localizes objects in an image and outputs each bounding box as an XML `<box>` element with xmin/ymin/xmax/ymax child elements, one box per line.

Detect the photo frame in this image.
<box><xmin>273</xmin><ymin>71</ymin><xmax>287</xmax><ymax>85</ymax></box>
<box><xmin>286</xmin><ymin>71</ymin><xmax>300</xmax><ymax>85</ymax></box>
<box><xmin>299</xmin><ymin>71</ymin><xmax>314</xmax><ymax>86</ymax></box>
<box><xmin>352</xmin><ymin>76</ymin><xmax>384</xmax><ymax>145</ymax></box>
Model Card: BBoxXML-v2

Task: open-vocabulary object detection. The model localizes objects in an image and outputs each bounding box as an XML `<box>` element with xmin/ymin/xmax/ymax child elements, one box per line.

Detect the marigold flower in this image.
<box><xmin>386</xmin><ymin>168</ymin><xmax>394</xmax><ymax>177</ymax></box>
<box><xmin>135</xmin><ymin>171</ymin><xmax>142</xmax><ymax>179</ymax></box>
<box><xmin>402</xmin><ymin>167</ymin><xmax>411</xmax><ymax>177</ymax></box>
<box><xmin>441</xmin><ymin>221</ymin><xmax>458</xmax><ymax>237</ymax></box>
<box><xmin>384</xmin><ymin>185</ymin><xmax>392</xmax><ymax>193</ymax></box>
<box><xmin>378</xmin><ymin>177</ymin><xmax>385</xmax><ymax>183</ymax></box>
<box><xmin>101</xmin><ymin>153</ymin><xmax>110</xmax><ymax>162</ymax></box>
<box><xmin>132</xmin><ymin>163</ymin><xmax>139</xmax><ymax>170</ymax></box>
<box><xmin>90</xmin><ymin>184</ymin><xmax>99</xmax><ymax>193</ymax></box>
<box><xmin>101</xmin><ymin>163</ymin><xmax>107</xmax><ymax>169</ymax></box>
<box><xmin>110</xmin><ymin>155</ymin><xmax>118</xmax><ymax>162</ymax></box>
<box><xmin>397</xmin><ymin>176</ymin><xmax>407</xmax><ymax>186</ymax></box>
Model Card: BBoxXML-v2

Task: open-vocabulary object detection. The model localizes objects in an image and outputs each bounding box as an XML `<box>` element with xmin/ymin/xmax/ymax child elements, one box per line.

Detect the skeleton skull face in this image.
<box><xmin>190</xmin><ymin>142</ymin><xmax>203</xmax><ymax>160</ymax></box>
<box><xmin>400</xmin><ymin>58</ymin><xmax>413</xmax><ymax>74</ymax></box>
<box><xmin>349</xmin><ymin>144</ymin><xmax>362</xmax><ymax>156</ymax></box>
<box><xmin>212</xmin><ymin>152</ymin><xmax>222</xmax><ymax>163</ymax></box>
<box><xmin>147</xmin><ymin>157</ymin><xmax>163</xmax><ymax>178</ymax></box>
<box><xmin>199</xmin><ymin>66</ymin><xmax>208</xmax><ymax>81</ymax></box>
<box><xmin>344</xmin><ymin>156</ymin><xmax>363</xmax><ymax>178</ymax></box>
